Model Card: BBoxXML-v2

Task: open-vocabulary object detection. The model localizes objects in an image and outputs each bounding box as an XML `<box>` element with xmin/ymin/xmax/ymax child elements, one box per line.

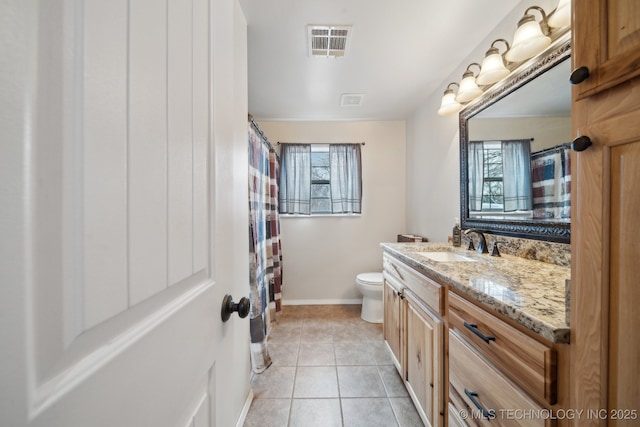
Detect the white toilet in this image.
<box><xmin>355</xmin><ymin>272</ymin><xmax>384</xmax><ymax>323</ymax></box>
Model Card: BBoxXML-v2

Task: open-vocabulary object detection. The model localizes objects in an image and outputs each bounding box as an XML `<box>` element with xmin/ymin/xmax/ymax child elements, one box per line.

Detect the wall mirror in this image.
<box><xmin>460</xmin><ymin>34</ymin><xmax>571</xmax><ymax>243</ymax></box>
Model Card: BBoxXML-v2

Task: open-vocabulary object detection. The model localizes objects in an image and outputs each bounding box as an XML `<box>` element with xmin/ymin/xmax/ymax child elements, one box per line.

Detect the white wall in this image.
<box><xmin>256</xmin><ymin>121</ymin><xmax>406</xmax><ymax>303</ymax></box>
<box><xmin>405</xmin><ymin>0</ymin><xmax>560</xmax><ymax>242</ymax></box>
<box><xmin>470</xmin><ymin>116</ymin><xmax>571</xmax><ymax>152</ymax></box>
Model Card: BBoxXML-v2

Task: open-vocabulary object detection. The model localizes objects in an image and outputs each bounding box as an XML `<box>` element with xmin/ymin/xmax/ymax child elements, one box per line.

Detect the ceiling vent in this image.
<box><xmin>308</xmin><ymin>25</ymin><xmax>352</xmax><ymax>58</ymax></box>
<box><xmin>340</xmin><ymin>93</ymin><xmax>364</xmax><ymax>107</ymax></box>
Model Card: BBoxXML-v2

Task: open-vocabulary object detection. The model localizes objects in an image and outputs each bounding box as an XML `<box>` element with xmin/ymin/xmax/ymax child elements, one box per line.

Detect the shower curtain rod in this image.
<box><xmin>248</xmin><ymin>114</ymin><xmax>276</xmax><ymax>153</ymax></box>
<box><xmin>277</xmin><ymin>141</ymin><xmax>365</xmax><ymax>146</ymax></box>
<box><xmin>532</xmin><ymin>142</ymin><xmax>571</xmax><ymax>156</ymax></box>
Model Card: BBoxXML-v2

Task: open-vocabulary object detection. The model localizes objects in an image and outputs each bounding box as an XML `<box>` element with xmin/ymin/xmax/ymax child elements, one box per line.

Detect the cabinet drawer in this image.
<box><xmin>383</xmin><ymin>253</ymin><xmax>443</xmax><ymax>315</ymax></box>
<box><xmin>448</xmin><ymin>292</ymin><xmax>557</xmax><ymax>405</ymax></box>
<box><xmin>449</xmin><ymin>330</ymin><xmax>547</xmax><ymax>427</ymax></box>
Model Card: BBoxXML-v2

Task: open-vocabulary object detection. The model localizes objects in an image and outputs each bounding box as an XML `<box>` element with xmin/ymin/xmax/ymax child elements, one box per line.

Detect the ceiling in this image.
<box><xmin>239</xmin><ymin>0</ymin><xmax>519</xmax><ymax>121</ymax></box>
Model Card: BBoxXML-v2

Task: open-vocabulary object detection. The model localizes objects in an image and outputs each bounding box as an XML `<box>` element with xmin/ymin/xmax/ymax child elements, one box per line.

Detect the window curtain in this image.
<box><xmin>279</xmin><ymin>144</ymin><xmax>311</xmax><ymax>215</ymax></box>
<box><xmin>468</xmin><ymin>141</ymin><xmax>485</xmax><ymax>211</ymax></box>
<box><xmin>329</xmin><ymin>144</ymin><xmax>362</xmax><ymax>214</ymax></box>
<box><xmin>502</xmin><ymin>139</ymin><xmax>532</xmax><ymax>211</ymax></box>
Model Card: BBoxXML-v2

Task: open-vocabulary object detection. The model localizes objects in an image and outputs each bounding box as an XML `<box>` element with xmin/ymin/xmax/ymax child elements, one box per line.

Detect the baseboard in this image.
<box><xmin>235</xmin><ymin>388</ymin><xmax>254</xmax><ymax>427</ymax></box>
<box><xmin>282</xmin><ymin>298</ymin><xmax>362</xmax><ymax>306</ymax></box>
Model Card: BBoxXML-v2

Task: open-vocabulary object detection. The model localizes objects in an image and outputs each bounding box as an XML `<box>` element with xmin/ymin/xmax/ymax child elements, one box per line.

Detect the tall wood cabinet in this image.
<box><xmin>571</xmin><ymin>1</ymin><xmax>640</xmax><ymax>424</ymax></box>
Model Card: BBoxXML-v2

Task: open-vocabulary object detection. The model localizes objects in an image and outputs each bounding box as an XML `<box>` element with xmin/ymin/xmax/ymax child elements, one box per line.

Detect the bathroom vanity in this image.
<box><xmin>380</xmin><ymin>242</ymin><xmax>571</xmax><ymax>427</ymax></box>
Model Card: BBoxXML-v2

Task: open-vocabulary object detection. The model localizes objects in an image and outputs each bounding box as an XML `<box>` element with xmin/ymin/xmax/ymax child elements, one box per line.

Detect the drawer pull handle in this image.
<box><xmin>464</xmin><ymin>389</ymin><xmax>496</xmax><ymax>419</ymax></box>
<box><xmin>464</xmin><ymin>322</ymin><xmax>495</xmax><ymax>343</ymax></box>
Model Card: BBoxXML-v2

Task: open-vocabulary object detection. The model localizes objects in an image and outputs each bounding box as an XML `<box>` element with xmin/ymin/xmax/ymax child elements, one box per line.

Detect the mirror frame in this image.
<box><xmin>459</xmin><ymin>33</ymin><xmax>571</xmax><ymax>243</ymax></box>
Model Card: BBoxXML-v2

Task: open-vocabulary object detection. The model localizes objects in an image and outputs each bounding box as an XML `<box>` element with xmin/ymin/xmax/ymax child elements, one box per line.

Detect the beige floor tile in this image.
<box><xmin>297</xmin><ymin>342</ymin><xmax>336</xmax><ymax>366</ymax></box>
<box><xmin>288</xmin><ymin>399</ymin><xmax>342</xmax><ymax>427</ymax></box>
<box><xmin>334</xmin><ymin>342</ymin><xmax>377</xmax><ymax>366</ymax></box>
<box><xmin>300</xmin><ymin>324</ymin><xmax>333</xmax><ymax>342</ymax></box>
<box><xmin>370</xmin><ymin>341</ymin><xmax>395</xmax><ymax>365</ymax></box>
<box><xmin>246</xmin><ymin>304</ymin><xmax>414</xmax><ymax>426</ymax></box>
<box><xmin>268</xmin><ymin>341</ymin><xmax>299</xmax><ymax>366</ymax></box>
<box><xmin>377</xmin><ymin>365</ymin><xmax>409</xmax><ymax>397</ymax></box>
<box><xmin>250</xmin><ymin>366</ymin><xmax>296</xmax><ymax>398</ymax></box>
<box><xmin>358</xmin><ymin>322</ymin><xmax>384</xmax><ymax>340</ymax></box>
<box><xmin>341</xmin><ymin>398</ymin><xmax>399</xmax><ymax>427</ymax></box>
<box><xmin>268</xmin><ymin>323</ymin><xmax>302</xmax><ymax>343</ymax></box>
<box><xmin>293</xmin><ymin>366</ymin><xmax>339</xmax><ymax>398</ymax></box>
<box><xmin>243</xmin><ymin>398</ymin><xmax>290</xmax><ymax>427</ymax></box>
<box><xmin>389</xmin><ymin>397</ymin><xmax>425</xmax><ymax>427</ymax></box>
<box><xmin>332</xmin><ymin>322</ymin><xmax>365</xmax><ymax>342</ymax></box>
<box><xmin>337</xmin><ymin>366</ymin><xmax>387</xmax><ymax>398</ymax></box>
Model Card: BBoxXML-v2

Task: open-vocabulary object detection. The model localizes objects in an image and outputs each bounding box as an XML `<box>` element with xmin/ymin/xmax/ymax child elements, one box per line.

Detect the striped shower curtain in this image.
<box><xmin>248</xmin><ymin>123</ymin><xmax>282</xmax><ymax>373</ymax></box>
<box><xmin>531</xmin><ymin>146</ymin><xmax>571</xmax><ymax>219</ymax></box>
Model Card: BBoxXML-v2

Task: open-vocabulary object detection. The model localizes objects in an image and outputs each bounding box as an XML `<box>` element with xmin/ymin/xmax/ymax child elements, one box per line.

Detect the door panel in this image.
<box><xmin>609</xmin><ymin>141</ymin><xmax>640</xmax><ymax>424</ymax></box>
<box><xmin>573</xmin><ymin>0</ymin><xmax>640</xmax><ymax>98</ymax></box>
<box><xmin>168</xmin><ymin>0</ymin><xmax>195</xmax><ymax>286</ymax></box>
<box><xmin>1</xmin><ymin>1</ymin><xmax>250</xmax><ymax>426</ymax></box>
<box><xmin>128</xmin><ymin>0</ymin><xmax>169</xmax><ymax>305</ymax></box>
<box><xmin>192</xmin><ymin>0</ymin><xmax>210</xmax><ymax>274</ymax></box>
<box><xmin>83</xmin><ymin>0</ymin><xmax>129</xmax><ymax>329</ymax></box>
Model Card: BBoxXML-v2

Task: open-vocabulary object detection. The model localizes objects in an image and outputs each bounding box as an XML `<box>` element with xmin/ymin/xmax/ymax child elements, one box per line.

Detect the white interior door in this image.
<box><xmin>0</xmin><ymin>1</ymin><xmax>251</xmax><ymax>426</ymax></box>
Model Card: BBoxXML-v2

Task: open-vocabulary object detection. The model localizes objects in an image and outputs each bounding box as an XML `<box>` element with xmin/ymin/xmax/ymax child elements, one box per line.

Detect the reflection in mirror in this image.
<box><xmin>460</xmin><ymin>34</ymin><xmax>571</xmax><ymax>243</ymax></box>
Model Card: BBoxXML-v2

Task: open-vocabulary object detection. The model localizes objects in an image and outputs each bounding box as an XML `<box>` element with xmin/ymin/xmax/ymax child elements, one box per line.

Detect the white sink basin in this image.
<box><xmin>411</xmin><ymin>251</ymin><xmax>477</xmax><ymax>263</ymax></box>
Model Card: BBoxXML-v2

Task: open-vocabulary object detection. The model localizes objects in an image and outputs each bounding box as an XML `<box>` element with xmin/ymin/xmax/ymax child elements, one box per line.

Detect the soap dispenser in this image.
<box><xmin>452</xmin><ymin>217</ymin><xmax>462</xmax><ymax>247</ymax></box>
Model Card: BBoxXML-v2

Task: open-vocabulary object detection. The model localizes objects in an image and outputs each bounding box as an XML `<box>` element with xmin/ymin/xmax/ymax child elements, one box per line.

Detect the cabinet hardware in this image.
<box><xmin>464</xmin><ymin>321</ymin><xmax>496</xmax><ymax>343</ymax></box>
<box><xmin>464</xmin><ymin>389</ymin><xmax>496</xmax><ymax>419</ymax></box>
<box><xmin>569</xmin><ymin>66</ymin><xmax>590</xmax><ymax>84</ymax></box>
<box><xmin>571</xmin><ymin>135</ymin><xmax>592</xmax><ymax>152</ymax></box>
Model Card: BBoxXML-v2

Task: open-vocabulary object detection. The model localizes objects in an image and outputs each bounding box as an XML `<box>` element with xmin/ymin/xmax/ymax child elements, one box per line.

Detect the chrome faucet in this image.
<box><xmin>464</xmin><ymin>229</ymin><xmax>489</xmax><ymax>254</ymax></box>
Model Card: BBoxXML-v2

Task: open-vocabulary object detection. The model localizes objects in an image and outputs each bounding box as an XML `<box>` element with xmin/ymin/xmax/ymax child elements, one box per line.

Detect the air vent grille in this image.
<box><xmin>340</xmin><ymin>93</ymin><xmax>364</xmax><ymax>107</ymax></box>
<box><xmin>308</xmin><ymin>25</ymin><xmax>352</xmax><ymax>57</ymax></box>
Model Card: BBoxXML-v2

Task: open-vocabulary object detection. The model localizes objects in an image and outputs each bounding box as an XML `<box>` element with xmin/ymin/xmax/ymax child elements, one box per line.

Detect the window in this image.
<box><xmin>468</xmin><ymin>139</ymin><xmax>532</xmax><ymax>213</ymax></box>
<box><xmin>481</xmin><ymin>142</ymin><xmax>504</xmax><ymax>211</ymax></box>
<box><xmin>279</xmin><ymin>143</ymin><xmax>362</xmax><ymax>215</ymax></box>
<box><xmin>310</xmin><ymin>145</ymin><xmax>331</xmax><ymax>213</ymax></box>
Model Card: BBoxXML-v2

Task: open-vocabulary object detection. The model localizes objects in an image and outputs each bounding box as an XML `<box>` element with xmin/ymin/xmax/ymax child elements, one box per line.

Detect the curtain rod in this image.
<box><xmin>247</xmin><ymin>114</ymin><xmax>276</xmax><ymax>153</ymax></box>
<box><xmin>532</xmin><ymin>142</ymin><xmax>571</xmax><ymax>156</ymax></box>
<box><xmin>277</xmin><ymin>141</ymin><xmax>365</xmax><ymax>146</ymax></box>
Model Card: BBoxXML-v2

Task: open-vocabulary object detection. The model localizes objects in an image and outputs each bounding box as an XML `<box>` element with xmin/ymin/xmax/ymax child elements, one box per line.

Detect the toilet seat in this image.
<box><xmin>356</xmin><ymin>272</ymin><xmax>383</xmax><ymax>286</ymax></box>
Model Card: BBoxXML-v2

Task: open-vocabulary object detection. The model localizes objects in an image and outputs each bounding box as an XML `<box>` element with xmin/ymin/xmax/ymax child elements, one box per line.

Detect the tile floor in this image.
<box><xmin>243</xmin><ymin>304</ymin><xmax>424</xmax><ymax>427</ymax></box>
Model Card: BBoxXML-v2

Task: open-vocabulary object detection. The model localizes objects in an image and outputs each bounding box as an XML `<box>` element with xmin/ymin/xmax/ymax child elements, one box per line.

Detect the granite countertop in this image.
<box><xmin>380</xmin><ymin>242</ymin><xmax>570</xmax><ymax>344</ymax></box>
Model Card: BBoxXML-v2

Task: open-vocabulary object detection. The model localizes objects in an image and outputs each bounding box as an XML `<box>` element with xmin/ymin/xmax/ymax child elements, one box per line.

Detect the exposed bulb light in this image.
<box><xmin>437</xmin><ymin>82</ymin><xmax>462</xmax><ymax>116</ymax></box>
<box><xmin>505</xmin><ymin>6</ymin><xmax>551</xmax><ymax>63</ymax></box>
<box><xmin>455</xmin><ymin>63</ymin><xmax>483</xmax><ymax>103</ymax></box>
<box><xmin>548</xmin><ymin>0</ymin><xmax>571</xmax><ymax>28</ymax></box>
<box><xmin>476</xmin><ymin>39</ymin><xmax>511</xmax><ymax>86</ymax></box>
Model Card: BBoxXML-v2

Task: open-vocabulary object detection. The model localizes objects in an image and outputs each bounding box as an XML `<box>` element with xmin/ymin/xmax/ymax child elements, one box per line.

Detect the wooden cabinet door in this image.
<box><xmin>573</xmin><ymin>0</ymin><xmax>640</xmax><ymax>99</ymax></box>
<box><xmin>405</xmin><ymin>291</ymin><xmax>444</xmax><ymax>427</ymax></box>
<box><xmin>383</xmin><ymin>278</ymin><xmax>402</xmax><ymax>371</ymax></box>
<box><xmin>608</xmin><ymin>142</ymin><xmax>640</xmax><ymax>425</ymax></box>
<box><xmin>571</xmin><ymin>20</ymin><xmax>640</xmax><ymax>426</ymax></box>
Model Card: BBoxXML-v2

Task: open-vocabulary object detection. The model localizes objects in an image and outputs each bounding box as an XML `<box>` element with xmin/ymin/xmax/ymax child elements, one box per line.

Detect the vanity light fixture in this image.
<box><xmin>437</xmin><ymin>82</ymin><xmax>462</xmax><ymax>116</ymax></box>
<box><xmin>455</xmin><ymin>63</ymin><xmax>483</xmax><ymax>103</ymax></box>
<box><xmin>476</xmin><ymin>39</ymin><xmax>511</xmax><ymax>86</ymax></box>
<box><xmin>548</xmin><ymin>0</ymin><xmax>571</xmax><ymax>28</ymax></box>
<box><xmin>504</xmin><ymin>6</ymin><xmax>551</xmax><ymax>63</ymax></box>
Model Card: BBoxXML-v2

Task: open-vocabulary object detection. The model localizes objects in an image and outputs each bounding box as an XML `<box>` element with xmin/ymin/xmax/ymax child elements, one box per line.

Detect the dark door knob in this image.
<box><xmin>570</xmin><ymin>66</ymin><xmax>590</xmax><ymax>84</ymax></box>
<box><xmin>221</xmin><ymin>294</ymin><xmax>250</xmax><ymax>322</ymax></box>
<box><xmin>571</xmin><ymin>135</ymin><xmax>592</xmax><ymax>152</ymax></box>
